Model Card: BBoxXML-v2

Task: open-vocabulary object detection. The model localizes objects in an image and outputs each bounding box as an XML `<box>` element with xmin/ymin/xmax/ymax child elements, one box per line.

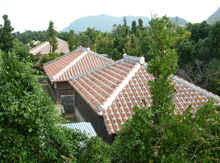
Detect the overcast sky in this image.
<box><xmin>0</xmin><ymin>0</ymin><xmax>219</xmax><ymax>32</ymax></box>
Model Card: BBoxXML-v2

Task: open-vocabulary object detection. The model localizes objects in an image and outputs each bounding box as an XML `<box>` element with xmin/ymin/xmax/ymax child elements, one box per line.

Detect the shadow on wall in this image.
<box><xmin>61</xmin><ymin>95</ymin><xmax>74</xmax><ymax>114</ymax></box>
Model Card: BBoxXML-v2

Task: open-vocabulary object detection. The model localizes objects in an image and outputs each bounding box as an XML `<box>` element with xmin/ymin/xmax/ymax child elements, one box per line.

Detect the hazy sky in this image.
<box><xmin>0</xmin><ymin>0</ymin><xmax>219</xmax><ymax>32</ymax></box>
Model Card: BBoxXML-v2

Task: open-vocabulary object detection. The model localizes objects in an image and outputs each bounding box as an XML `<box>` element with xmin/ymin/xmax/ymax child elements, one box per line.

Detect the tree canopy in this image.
<box><xmin>0</xmin><ymin>14</ymin><xmax>15</xmax><ymax>53</ymax></box>
<box><xmin>47</xmin><ymin>21</ymin><xmax>58</xmax><ymax>53</ymax></box>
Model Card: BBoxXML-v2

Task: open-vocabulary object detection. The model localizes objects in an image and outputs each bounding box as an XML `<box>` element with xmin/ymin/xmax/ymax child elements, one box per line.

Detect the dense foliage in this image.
<box><xmin>0</xmin><ymin>51</ymin><xmax>90</xmax><ymax>162</ymax></box>
<box><xmin>113</xmin><ymin>100</ymin><xmax>220</xmax><ymax>162</ymax></box>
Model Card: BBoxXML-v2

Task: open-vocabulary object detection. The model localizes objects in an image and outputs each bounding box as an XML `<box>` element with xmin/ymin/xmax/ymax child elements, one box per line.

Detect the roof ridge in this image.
<box><xmin>98</xmin><ymin>62</ymin><xmax>141</xmax><ymax>111</ymax></box>
<box><xmin>52</xmin><ymin>50</ymin><xmax>88</xmax><ymax>80</ymax></box>
<box><xmin>29</xmin><ymin>41</ymin><xmax>49</xmax><ymax>53</ymax></box>
<box><xmin>173</xmin><ymin>76</ymin><xmax>220</xmax><ymax>103</ymax></box>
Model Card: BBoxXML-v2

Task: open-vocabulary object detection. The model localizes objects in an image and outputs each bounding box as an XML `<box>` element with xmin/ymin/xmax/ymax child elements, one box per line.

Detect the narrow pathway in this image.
<box><xmin>54</xmin><ymin>103</ymin><xmax>61</xmax><ymax>116</ymax></box>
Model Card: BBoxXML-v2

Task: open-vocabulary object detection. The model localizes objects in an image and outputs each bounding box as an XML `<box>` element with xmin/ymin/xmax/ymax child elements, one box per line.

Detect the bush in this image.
<box><xmin>0</xmin><ymin>51</ymin><xmax>90</xmax><ymax>162</ymax></box>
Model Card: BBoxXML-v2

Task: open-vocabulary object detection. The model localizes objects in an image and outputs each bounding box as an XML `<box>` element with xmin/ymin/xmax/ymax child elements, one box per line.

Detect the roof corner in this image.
<box><xmin>123</xmin><ymin>54</ymin><xmax>145</xmax><ymax>65</ymax></box>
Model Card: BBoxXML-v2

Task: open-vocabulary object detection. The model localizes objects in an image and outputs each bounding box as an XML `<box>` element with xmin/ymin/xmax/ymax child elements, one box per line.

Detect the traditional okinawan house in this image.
<box><xmin>68</xmin><ymin>54</ymin><xmax>220</xmax><ymax>144</ymax></box>
<box><xmin>43</xmin><ymin>47</ymin><xmax>114</xmax><ymax>103</ymax></box>
<box><xmin>29</xmin><ymin>37</ymin><xmax>69</xmax><ymax>55</ymax></box>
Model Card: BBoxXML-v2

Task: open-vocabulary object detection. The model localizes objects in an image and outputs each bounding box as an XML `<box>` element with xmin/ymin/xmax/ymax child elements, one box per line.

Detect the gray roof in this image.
<box><xmin>58</xmin><ymin>122</ymin><xmax>97</xmax><ymax>138</ymax></box>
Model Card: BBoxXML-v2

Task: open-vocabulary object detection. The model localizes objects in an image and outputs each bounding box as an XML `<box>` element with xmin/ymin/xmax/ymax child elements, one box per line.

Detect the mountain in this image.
<box><xmin>207</xmin><ymin>6</ymin><xmax>220</xmax><ymax>20</ymax></box>
<box><xmin>62</xmin><ymin>14</ymin><xmax>151</xmax><ymax>33</ymax></box>
<box><xmin>62</xmin><ymin>14</ymin><xmax>188</xmax><ymax>33</ymax></box>
<box><xmin>207</xmin><ymin>15</ymin><xmax>220</xmax><ymax>24</ymax></box>
<box><xmin>170</xmin><ymin>17</ymin><xmax>188</xmax><ymax>25</ymax></box>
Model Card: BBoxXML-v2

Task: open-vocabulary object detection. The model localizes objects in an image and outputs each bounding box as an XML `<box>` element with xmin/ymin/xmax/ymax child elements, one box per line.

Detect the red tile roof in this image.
<box><xmin>29</xmin><ymin>37</ymin><xmax>69</xmax><ymax>55</ymax></box>
<box><xmin>69</xmin><ymin>54</ymin><xmax>220</xmax><ymax>135</ymax></box>
<box><xmin>43</xmin><ymin>47</ymin><xmax>114</xmax><ymax>82</ymax></box>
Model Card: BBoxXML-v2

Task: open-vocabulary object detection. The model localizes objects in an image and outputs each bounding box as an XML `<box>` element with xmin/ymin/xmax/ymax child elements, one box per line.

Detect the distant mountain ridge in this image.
<box><xmin>207</xmin><ymin>7</ymin><xmax>220</xmax><ymax>20</ymax></box>
<box><xmin>207</xmin><ymin>7</ymin><xmax>220</xmax><ymax>24</ymax></box>
<box><xmin>62</xmin><ymin>14</ymin><xmax>188</xmax><ymax>33</ymax></box>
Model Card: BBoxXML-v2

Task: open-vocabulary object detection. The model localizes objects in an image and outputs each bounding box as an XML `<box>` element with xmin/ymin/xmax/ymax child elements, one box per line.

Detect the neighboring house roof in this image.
<box><xmin>29</xmin><ymin>37</ymin><xmax>69</xmax><ymax>55</ymax></box>
<box><xmin>69</xmin><ymin>54</ymin><xmax>220</xmax><ymax>135</ymax></box>
<box><xmin>59</xmin><ymin>122</ymin><xmax>97</xmax><ymax>138</ymax></box>
<box><xmin>43</xmin><ymin>47</ymin><xmax>114</xmax><ymax>82</ymax></box>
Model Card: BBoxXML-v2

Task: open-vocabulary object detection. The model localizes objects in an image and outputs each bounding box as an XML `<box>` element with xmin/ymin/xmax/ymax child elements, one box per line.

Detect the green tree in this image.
<box><xmin>122</xmin><ymin>17</ymin><xmax>130</xmax><ymax>36</ymax></box>
<box><xmin>39</xmin><ymin>52</ymin><xmax>60</xmax><ymax>70</ymax></box>
<box><xmin>58</xmin><ymin>31</ymin><xmax>69</xmax><ymax>41</ymax></box>
<box><xmin>177</xmin><ymin>41</ymin><xmax>193</xmax><ymax>67</ymax></box>
<box><xmin>109</xmin><ymin>48</ymin><xmax>121</xmax><ymax>60</ymax></box>
<box><xmin>13</xmin><ymin>30</ymin><xmax>47</xmax><ymax>45</ymax></box>
<box><xmin>123</xmin><ymin>17</ymin><xmax>127</xmax><ymax>27</ymax></box>
<box><xmin>77</xmin><ymin>136</ymin><xmax>112</xmax><ymax>162</ymax></box>
<box><xmin>12</xmin><ymin>39</ymin><xmax>37</xmax><ymax>62</ymax></box>
<box><xmin>138</xmin><ymin>18</ymin><xmax>143</xmax><ymax>29</ymax></box>
<box><xmin>68</xmin><ymin>29</ymin><xmax>78</xmax><ymax>52</ymax></box>
<box><xmin>94</xmin><ymin>33</ymin><xmax>109</xmax><ymax>54</ymax></box>
<box><xmin>147</xmin><ymin>15</ymin><xmax>178</xmax><ymax>123</ymax></box>
<box><xmin>0</xmin><ymin>14</ymin><xmax>15</xmax><ymax>53</ymax></box>
<box><xmin>209</xmin><ymin>21</ymin><xmax>220</xmax><ymax>59</ymax></box>
<box><xmin>123</xmin><ymin>35</ymin><xmax>132</xmax><ymax>54</ymax></box>
<box><xmin>47</xmin><ymin>21</ymin><xmax>58</xmax><ymax>53</ymax></box>
<box><xmin>188</xmin><ymin>21</ymin><xmax>211</xmax><ymax>44</ymax></box>
<box><xmin>205</xmin><ymin>59</ymin><xmax>220</xmax><ymax>95</ymax></box>
<box><xmin>141</xmin><ymin>36</ymin><xmax>152</xmax><ymax>61</ymax></box>
<box><xmin>191</xmin><ymin>38</ymin><xmax>213</xmax><ymax>63</ymax></box>
<box><xmin>174</xmin><ymin>25</ymin><xmax>191</xmax><ymax>49</ymax></box>
<box><xmin>131</xmin><ymin>20</ymin><xmax>137</xmax><ymax>35</ymax></box>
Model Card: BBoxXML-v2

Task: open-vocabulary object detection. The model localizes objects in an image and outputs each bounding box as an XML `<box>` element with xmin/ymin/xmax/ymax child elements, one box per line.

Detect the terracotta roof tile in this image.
<box><xmin>69</xmin><ymin>55</ymin><xmax>220</xmax><ymax>135</ymax></box>
<box><xmin>43</xmin><ymin>47</ymin><xmax>114</xmax><ymax>82</ymax></box>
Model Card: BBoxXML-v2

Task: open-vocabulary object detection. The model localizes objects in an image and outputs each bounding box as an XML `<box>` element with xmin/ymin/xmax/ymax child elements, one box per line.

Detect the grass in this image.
<box><xmin>41</xmin><ymin>84</ymin><xmax>77</xmax><ymax>123</ymax></box>
<box><xmin>42</xmin><ymin>84</ymin><xmax>55</xmax><ymax>104</ymax></box>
